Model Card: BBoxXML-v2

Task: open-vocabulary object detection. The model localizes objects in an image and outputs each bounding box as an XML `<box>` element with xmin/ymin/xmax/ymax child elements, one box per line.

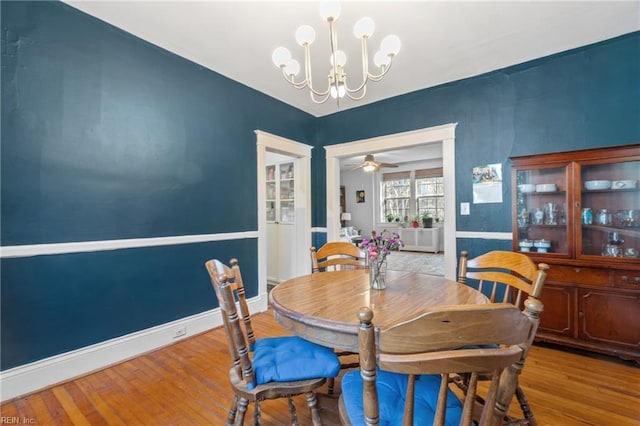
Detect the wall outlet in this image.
<box><xmin>460</xmin><ymin>202</ymin><xmax>470</xmax><ymax>215</ymax></box>
<box><xmin>173</xmin><ymin>326</ymin><xmax>187</xmax><ymax>339</ymax></box>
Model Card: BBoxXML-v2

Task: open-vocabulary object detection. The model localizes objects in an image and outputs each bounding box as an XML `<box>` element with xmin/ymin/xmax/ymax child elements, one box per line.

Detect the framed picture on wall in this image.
<box><xmin>356</xmin><ymin>190</ymin><xmax>365</xmax><ymax>203</ymax></box>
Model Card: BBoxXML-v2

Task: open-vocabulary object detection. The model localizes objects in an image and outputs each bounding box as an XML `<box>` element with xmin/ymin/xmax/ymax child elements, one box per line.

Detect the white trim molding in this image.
<box><xmin>1</xmin><ymin>231</ymin><xmax>258</xmax><ymax>258</ymax></box>
<box><xmin>256</xmin><ymin>130</ymin><xmax>313</xmax><ymax>295</ymax></box>
<box><xmin>0</xmin><ymin>295</ymin><xmax>269</xmax><ymax>402</ymax></box>
<box><xmin>324</xmin><ymin>124</ymin><xmax>459</xmax><ymax>279</ymax></box>
<box><xmin>456</xmin><ymin>231</ymin><xmax>513</xmax><ymax>240</ymax></box>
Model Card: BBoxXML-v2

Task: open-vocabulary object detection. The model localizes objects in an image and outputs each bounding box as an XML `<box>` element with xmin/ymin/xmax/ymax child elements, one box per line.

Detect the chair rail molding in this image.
<box><xmin>0</xmin><ymin>232</ymin><xmax>258</xmax><ymax>258</ymax></box>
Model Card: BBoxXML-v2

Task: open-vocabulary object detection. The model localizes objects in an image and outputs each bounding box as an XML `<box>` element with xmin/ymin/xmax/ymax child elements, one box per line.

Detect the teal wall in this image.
<box><xmin>1</xmin><ymin>1</ymin><xmax>314</xmax><ymax>369</ymax></box>
<box><xmin>2</xmin><ymin>0</ymin><xmax>638</xmax><ymax>370</ymax></box>
<box><xmin>315</xmin><ymin>33</ymin><xmax>640</xmax><ymax>234</ymax></box>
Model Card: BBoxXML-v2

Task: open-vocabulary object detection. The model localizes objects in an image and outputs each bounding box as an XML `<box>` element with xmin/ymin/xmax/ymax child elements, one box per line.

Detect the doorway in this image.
<box><xmin>324</xmin><ymin>124</ymin><xmax>458</xmax><ymax>279</ymax></box>
<box><xmin>256</xmin><ymin>131</ymin><xmax>312</xmax><ymax>301</ymax></box>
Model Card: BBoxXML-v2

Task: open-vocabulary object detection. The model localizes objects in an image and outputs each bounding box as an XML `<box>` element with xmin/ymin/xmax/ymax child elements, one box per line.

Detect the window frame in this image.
<box><xmin>380</xmin><ymin>168</ymin><xmax>444</xmax><ymax>223</ymax></box>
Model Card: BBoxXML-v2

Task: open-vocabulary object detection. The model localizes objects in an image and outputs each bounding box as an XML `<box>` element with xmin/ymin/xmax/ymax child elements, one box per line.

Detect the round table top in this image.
<box><xmin>269</xmin><ymin>269</ymin><xmax>488</xmax><ymax>352</ymax></box>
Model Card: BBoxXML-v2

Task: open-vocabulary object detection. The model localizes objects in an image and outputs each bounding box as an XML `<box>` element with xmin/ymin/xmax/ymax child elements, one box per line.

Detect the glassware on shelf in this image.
<box><xmin>534</xmin><ymin>239</ymin><xmax>551</xmax><ymax>253</ymax></box>
<box><xmin>519</xmin><ymin>239</ymin><xmax>534</xmax><ymax>252</ymax></box>
<box><xmin>581</xmin><ymin>208</ymin><xmax>593</xmax><ymax>225</ymax></box>
<box><xmin>532</xmin><ymin>208</ymin><xmax>545</xmax><ymax>225</ymax></box>
<box><xmin>544</xmin><ymin>203</ymin><xmax>558</xmax><ymax>225</ymax></box>
<box><xmin>602</xmin><ymin>243</ymin><xmax>623</xmax><ymax>257</ymax></box>
<box><xmin>615</xmin><ymin>209</ymin><xmax>639</xmax><ymax>227</ymax></box>
<box><xmin>517</xmin><ymin>209</ymin><xmax>530</xmax><ymax>228</ymax></box>
<box><xmin>596</xmin><ymin>209</ymin><xmax>612</xmax><ymax>226</ymax></box>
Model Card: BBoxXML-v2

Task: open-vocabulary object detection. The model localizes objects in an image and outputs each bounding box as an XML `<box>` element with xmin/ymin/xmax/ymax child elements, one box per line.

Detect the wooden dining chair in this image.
<box><xmin>310</xmin><ymin>241</ymin><xmax>368</xmax><ymax>394</ymax></box>
<box><xmin>205</xmin><ymin>258</ymin><xmax>341</xmax><ymax>425</ymax></box>
<box><xmin>457</xmin><ymin>250</ymin><xmax>550</xmax><ymax>426</ymax></box>
<box><xmin>310</xmin><ymin>241</ymin><xmax>367</xmax><ymax>272</ymax></box>
<box><xmin>339</xmin><ymin>304</ymin><xmax>534</xmax><ymax>426</ymax></box>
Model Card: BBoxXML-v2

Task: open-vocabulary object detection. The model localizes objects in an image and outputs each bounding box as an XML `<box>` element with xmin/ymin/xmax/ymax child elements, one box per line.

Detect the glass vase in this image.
<box><xmin>369</xmin><ymin>259</ymin><xmax>387</xmax><ymax>290</ymax></box>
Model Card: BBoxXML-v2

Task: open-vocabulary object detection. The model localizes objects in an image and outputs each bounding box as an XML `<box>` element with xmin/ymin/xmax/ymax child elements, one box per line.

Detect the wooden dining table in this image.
<box><xmin>268</xmin><ymin>269</ymin><xmax>489</xmax><ymax>352</ymax></box>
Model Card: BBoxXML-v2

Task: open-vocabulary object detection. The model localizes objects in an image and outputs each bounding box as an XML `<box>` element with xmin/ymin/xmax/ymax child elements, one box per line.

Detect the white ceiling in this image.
<box><xmin>64</xmin><ymin>0</ymin><xmax>639</xmax><ymax>119</ymax></box>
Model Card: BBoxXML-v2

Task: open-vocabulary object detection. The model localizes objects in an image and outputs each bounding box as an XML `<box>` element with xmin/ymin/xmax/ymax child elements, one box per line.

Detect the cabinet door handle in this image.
<box><xmin>620</xmin><ymin>275</ymin><xmax>640</xmax><ymax>284</ymax></box>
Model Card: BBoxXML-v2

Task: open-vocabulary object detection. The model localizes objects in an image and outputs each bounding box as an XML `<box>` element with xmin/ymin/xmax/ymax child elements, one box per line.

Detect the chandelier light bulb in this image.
<box><xmin>330</xmin><ymin>83</ymin><xmax>346</xmax><ymax>99</ymax></box>
<box><xmin>320</xmin><ymin>0</ymin><xmax>341</xmax><ymax>22</ymax></box>
<box><xmin>272</xmin><ymin>46</ymin><xmax>292</xmax><ymax>68</ymax></box>
<box><xmin>353</xmin><ymin>17</ymin><xmax>375</xmax><ymax>39</ymax></box>
<box><xmin>285</xmin><ymin>59</ymin><xmax>301</xmax><ymax>76</ymax></box>
<box><xmin>380</xmin><ymin>34</ymin><xmax>401</xmax><ymax>56</ymax></box>
<box><xmin>295</xmin><ymin>25</ymin><xmax>316</xmax><ymax>46</ymax></box>
<box><xmin>330</xmin><ymin>50</ymin><xmax>347</xmax><ymax>67</ymax></box>
<box><xmin>373</xmin><ymin>50</ymin><xmax>391</xmax><ymax>68</ymax></box>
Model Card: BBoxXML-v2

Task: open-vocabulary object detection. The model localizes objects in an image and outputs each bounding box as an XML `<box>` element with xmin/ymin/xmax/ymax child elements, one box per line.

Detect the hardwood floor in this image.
<box><xmin>2</xmin><ymin>310</ymin><xmax>639</xmax><ymax>425</ymax></box>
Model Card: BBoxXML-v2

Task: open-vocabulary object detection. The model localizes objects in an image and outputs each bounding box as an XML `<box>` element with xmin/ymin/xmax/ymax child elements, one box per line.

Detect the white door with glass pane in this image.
<box><xmin>266</xmin><ymin>160</ymin><xmax>297</xmax><ymax>286</ymax></box>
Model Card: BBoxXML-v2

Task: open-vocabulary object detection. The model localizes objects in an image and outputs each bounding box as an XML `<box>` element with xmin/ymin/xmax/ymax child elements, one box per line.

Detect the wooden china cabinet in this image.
<box><xmin>511</xmin><ymin>144</ymin><xmax>640</xmax><ymax>363</ymax></box>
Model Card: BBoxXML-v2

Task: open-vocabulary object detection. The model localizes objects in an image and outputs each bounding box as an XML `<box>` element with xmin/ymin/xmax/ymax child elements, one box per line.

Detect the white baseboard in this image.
<box><xmin>0</xmin><ymin>294</ymin><xmax>269</xmax><ymax>402</ymax></box>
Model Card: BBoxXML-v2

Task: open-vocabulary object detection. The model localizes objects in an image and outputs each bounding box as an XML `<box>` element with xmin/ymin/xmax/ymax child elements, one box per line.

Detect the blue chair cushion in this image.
<box><xmin>341</xmin><ymin>369</ymin><xmax>463</xmax><ymax>426</ymax></box>
<box><xmin>251</xmin><ymin>336</ymin><xmax>341</xmax><ymax>388</ymax></box>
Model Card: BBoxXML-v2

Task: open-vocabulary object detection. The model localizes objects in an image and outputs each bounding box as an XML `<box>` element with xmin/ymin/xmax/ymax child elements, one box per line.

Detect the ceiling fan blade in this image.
<box><xmin>344</xmin><ymin>163</ymin><xmax>366</xmax><ymax>169</ymax></box>
<box><xmin>378</xmin><ymin>162</ymin><xmax>399</xmax><ymax>168</ymax></box>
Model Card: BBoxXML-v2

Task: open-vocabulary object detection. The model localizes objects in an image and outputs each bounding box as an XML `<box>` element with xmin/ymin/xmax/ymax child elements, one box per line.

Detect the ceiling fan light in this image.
<box><xmin>295</xmin><ymin>25</ymin><xmax>316</xmax><ymax>46</ymax></box>
<box><xmin>272</xmin><ymin>46</ymin><xmax>291</xmax><ymax>68</ymax></box>
<box><xmin>353</xmin><ymin>17</ymin><xmax>375</xmax><ymax>38</ymax></box>
<box><xmin>363</xmin><ymin>164</ymin><xmax>377</xmax><ymax>172</ymax></box>
<box><xmin>320</xmin><ymin>0</ymin><xmax>341</xmax><ymax>22</ymax></box>
<box><xmin>380</xmin><ymin>34</ymin><xmax>401</xmax><ymax>56</ymax></box>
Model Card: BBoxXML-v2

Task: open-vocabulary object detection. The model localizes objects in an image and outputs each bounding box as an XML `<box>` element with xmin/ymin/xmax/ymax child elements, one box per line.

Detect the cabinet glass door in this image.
<box><xmin>578</xmin><ymin>159</ymin><xmax>639</xmax><ymax>260</ymax></box>
<box><xmin>515</xmin><ymin>165</ymin><xmax>570</xmax><ymax>257</ymax></box>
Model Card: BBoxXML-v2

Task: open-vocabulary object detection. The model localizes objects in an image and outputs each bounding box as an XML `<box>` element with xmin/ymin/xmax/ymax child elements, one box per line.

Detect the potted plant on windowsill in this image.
<box><xmin>421</xmin><ymin>212</ymin><xmax>433</xmax><ymax>228</ymax></box>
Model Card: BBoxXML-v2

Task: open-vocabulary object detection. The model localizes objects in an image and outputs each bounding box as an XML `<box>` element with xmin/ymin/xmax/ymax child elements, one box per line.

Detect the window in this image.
<box><xmin>381</xmin><ymin>168</ymin><xmax>444</xmax><ymax>222</ymax></box>
<box><xmin>382</xmin><ymin>171</ymin><xmax>410</xmax><ymax>222</ymax></box>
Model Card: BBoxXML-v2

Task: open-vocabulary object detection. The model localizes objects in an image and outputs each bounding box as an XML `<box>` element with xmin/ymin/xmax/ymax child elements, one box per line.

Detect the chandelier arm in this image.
<box><xmin>366</xmin><ymin>59</ymin><xmax>394</xmax><ymax>82</ymax></box>
<box><xmin>342</xmin><ymin>37</ymin><xmax>371</xmax><ymax>95</ymax></box>
<box><xmin>302</xmin><ymin>36</ymin><xmax>334</xmax><ymax>97</ymax></box>
<box><xmin>280</xmin><ymin>67</ymin><xmax>310</xmax><ymax>89</ymax></box>
<box><xmin>303</xmin><ymin>43</ymin><xmax>314</xmax><ymax>91</ymax></box>
<box><xmin>309</xmin><ymin>91</ymin><xmax>332</xmax><ymax>104</ymax></box>
<box><xmin>344</xmin><ymin>84</ymin><xmax>368</xmax><ymax>101</ymax></box>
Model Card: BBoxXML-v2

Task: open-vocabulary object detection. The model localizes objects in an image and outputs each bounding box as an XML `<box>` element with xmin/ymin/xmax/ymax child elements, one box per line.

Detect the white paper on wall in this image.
<box><xmin>472</xmin><ymin>163</ymin><xmax>503</xmax><ymax>204</ymax></box>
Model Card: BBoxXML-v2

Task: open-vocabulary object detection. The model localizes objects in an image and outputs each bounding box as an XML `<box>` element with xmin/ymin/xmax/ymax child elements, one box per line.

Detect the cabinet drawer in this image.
<box><xmin>612</xmin><ymin>271</ymin><xmax>640</xmax><ymax>290</ymax></box>
<box><xmin>546</xmin><ymin>265</ymin><xmax>609</xmax><ymax>286</ymax></box>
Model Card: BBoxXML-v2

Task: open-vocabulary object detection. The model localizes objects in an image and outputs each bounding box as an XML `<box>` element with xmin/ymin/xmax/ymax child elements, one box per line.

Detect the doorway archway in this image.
<box><xmin>324</xmin><ymin>123</ymin><xmax>458</xmax><ymax>279</ymax></box>
<box><xmin>256</xmin><ymin>131</ymin><xmax>312</xmax><ymax>303</ymax></box>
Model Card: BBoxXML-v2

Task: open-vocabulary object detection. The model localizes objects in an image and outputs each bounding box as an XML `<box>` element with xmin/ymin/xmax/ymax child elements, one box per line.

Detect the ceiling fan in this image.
<box><xmin>347</xmin><ymin>154</ymin><xmax>399</xmax><ymax>172</ymax></box>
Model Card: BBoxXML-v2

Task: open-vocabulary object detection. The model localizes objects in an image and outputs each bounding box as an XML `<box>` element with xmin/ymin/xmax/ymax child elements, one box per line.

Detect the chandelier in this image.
<box><xmin>271</xmin><ymin>1</ymin><xmax>401</xmax><ymax>106</ymax></box>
